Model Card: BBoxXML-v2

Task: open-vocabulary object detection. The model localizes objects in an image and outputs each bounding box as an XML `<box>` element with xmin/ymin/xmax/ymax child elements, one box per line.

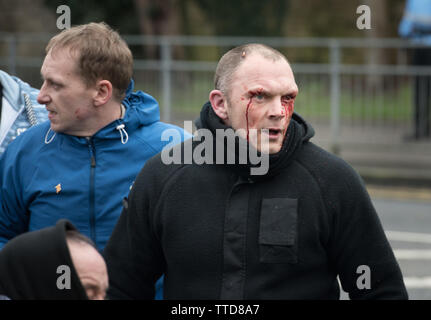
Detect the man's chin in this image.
<box><xmin>49</xmin><ymin>123</ymin><xmax>63</xmax><ymax>133</ymax></box>
<box><xmin>267</xmin><ymin>144</ymin><xmax>282</xmax><ymax>154</ymax></box>
<box><xmin>253</xmin><ymin>142</ymin><xmax>282</xmax><ymax>155</ymax></box>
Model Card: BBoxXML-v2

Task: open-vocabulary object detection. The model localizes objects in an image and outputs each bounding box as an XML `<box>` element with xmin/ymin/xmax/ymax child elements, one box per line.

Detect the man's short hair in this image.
<box><xmin>46</xmin><ymin>22</ymin><xmax>133</xmax><ymax>101</ymax></box>
<box><xmin>66</xmin><ymin>230</ymin><xmax>97</xmax><ymax>249</ymax></box>
<box><xmin>214</xmin><ymin>43</ymin><xmax>289</xmax><ymax>97</ymax></box>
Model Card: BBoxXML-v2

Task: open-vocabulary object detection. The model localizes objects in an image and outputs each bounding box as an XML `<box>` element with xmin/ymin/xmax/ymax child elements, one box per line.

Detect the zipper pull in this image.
<box><xmin>87</xmin><ymin>137</ymin><xmax>96</xmax><ymax>168</ymax></box>
<box><xmin>91</xmin><ymin>156</ymin><xmax>96</xmax><ymax>168</ymax></box>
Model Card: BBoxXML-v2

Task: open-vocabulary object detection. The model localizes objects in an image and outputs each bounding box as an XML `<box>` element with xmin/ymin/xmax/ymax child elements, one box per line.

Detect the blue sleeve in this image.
<box><xmin>0</xmin><ymin>145</ymin><xmax>29</xmax><ymax>250</ymax></box>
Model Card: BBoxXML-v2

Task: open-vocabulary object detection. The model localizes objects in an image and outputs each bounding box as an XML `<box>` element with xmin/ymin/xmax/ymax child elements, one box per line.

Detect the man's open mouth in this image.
<box><xmin>267</xmin><ymin>128</ymin><xmax>282</xmax><ymax>138</ymax></box>
<box><xmin>47</xmin><ymin>109</ymin><xmax>58</xmax><ymax>120</ymax></box>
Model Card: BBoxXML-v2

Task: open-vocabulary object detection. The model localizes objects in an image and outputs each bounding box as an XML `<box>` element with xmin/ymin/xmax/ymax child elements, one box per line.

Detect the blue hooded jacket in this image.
<box><xmin>0</xmin><ymin>70</ymin><xmax>48</xmax><ymax>155</ymax></box>
<box><xmin>0</xmin><ymin>80</ymin><xmax>191</xmax><ymax>251</ymax></box>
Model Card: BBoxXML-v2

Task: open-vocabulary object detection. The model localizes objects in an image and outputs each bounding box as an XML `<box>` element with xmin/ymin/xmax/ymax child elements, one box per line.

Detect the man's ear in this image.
<box><xmin>93</xmin><ymin>80</ymin><xmax>113</xmax><ymax>107</ymax></box>
<box><xmin>209</xmin><ymin>89</ymin><xmax>229</xmax><ymax>121</ymax></box>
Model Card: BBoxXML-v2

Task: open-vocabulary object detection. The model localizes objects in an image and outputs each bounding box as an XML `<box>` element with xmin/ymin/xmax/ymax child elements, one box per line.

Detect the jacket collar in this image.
<box><xmin>45</xmin><ymin>79</ymin><xmax>162</xmax><ymax>144</ymax></box>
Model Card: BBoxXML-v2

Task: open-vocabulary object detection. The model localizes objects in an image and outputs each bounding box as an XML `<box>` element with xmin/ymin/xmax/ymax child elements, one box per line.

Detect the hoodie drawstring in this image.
<box><xmin>44</xmin><ymin>124</ymin><xmax>128</xmax><ymax>145</ymax></box>
<box><xmin>23</xmin><ymin>93</ymin><xmax>38</xmax><ymax>127</ymax></box>
<box><xmin>116</xmin><ymin>124</ymin><xmax>129</xmax><ymax>144</ymax></box>
<box><xmin>44</xmin><ymin>127</ymin><xmax>56</xmax><ymax>144</ymax></box>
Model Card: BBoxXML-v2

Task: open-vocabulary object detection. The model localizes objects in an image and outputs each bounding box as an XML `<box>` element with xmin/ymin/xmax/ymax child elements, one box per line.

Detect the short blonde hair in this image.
<box><xmin>214</xmin><ymin>43</ymin><xmax>288</xmax><ymax>97</ymax></box>
<box><xmin>46</xmin><ymin>22</ymin><xmax>133</xmax><ymax>101</ymax></box>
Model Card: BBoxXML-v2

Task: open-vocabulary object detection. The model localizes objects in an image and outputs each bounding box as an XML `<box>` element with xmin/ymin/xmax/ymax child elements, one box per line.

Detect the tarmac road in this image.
<box><xmin>374</xmin><ymin>195</ymin><xmax>431</xmax><ymax>300</ymax></box>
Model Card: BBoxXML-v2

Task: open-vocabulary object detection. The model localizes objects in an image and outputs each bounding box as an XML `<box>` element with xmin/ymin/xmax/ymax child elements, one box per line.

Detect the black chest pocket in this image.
<box><xmin>259</xmin><ymin>198</ymin><xmax>298</xmax><ymax>264</ymax></box>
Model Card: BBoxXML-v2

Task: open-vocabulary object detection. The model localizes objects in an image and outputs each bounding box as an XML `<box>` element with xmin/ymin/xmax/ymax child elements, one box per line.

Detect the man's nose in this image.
<box><xmin>37</xmin><ymin>82</ymin><xmax>50</xmax><ymax>105</ymax></box>
<box><xmin>267</xmin><ymin>99</ymin><xmax>285</xmax><ymax>118</ymax></box>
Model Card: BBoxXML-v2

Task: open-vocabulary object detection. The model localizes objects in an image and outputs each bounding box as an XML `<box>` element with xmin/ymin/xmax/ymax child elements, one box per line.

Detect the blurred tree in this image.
<box><xmin>39</xmin><ymin>0</ymin><xmax>408</xmax><ymax>64</ymax></box>
<box><xmin>134</xmin><ymin>0</ymin><xmax>177</xmax><ymax>36</ymax></box>
<box><xmin>0</xmin><ymin>0</ymin><xmax>57</xmax><ymax>84</ymax></box>
<box><xmin>133</xmin><ymin>0</ymin><xmax>182</xmax><ymax>58</ymax></box>
<box><xmin>0</xmin><ymin>0</ymin><xmax>56</xmax><ymax>33</ymax></box>
<box><xmin>192</xmin><ymin>0</ymin><xmax>289</xmax><ymax>36</ymax></box>
<box><xmin>43</xmin><ymin>0</ymin><xmax>140</xmax><ymax>34</ymax></box>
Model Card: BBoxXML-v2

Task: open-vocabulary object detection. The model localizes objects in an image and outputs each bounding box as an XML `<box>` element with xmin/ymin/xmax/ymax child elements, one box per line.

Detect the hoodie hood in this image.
<box><xmin>0</xmin><ymin>219</ymin><xmax>88</xmax><ymax>300</ymax></box>
<box><xmin>0</xmin><ymin>70</ymin><xmax>48</xmax><ymax>152</ymax></box>
<box><xmin>90</xmin><ymin>79</ymin><xmax>161</xmax><ymax>141</ymax></box>
<box><xmin>120</xmin><ymin>79</ymin><xmax>160</xmax><ymax>128</ymax></box>
<box><xmin>0</xmin><ymin>70</ymin><xmax>46</xmax><ymax>114</ymax></box>
<box><xmin>196</xmin><ymin>101</ymin><xmax>315</xmax><ymax>179</ymax></box>
<box><xmin>0</xmin><ymin>70</ymin><xmax>22</xmax><ymax>111</ymax></box>
<box><xmin>44</xmin><ymin>79</ymin><xmax>161</xmax><ymax>144</ymax></box>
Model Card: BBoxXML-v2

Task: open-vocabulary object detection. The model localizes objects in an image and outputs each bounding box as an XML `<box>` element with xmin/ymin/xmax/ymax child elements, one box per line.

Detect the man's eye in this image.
<box><xmin>282</xmin><ymin>95</ymin><xmax>294</xmax><ymax>102</ymax></box>
<box><xmin>255</xmin><ymin>94</ymin><xmax>264</xmax><ymax>100</ymax></box>
<box><xmin>47</xmin><ymin>80</ymin><xmax>61</xmax><ymax>90</ymax></box>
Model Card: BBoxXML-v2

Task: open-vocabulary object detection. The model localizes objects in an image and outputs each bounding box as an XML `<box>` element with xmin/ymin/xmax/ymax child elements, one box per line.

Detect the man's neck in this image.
<box><xmin>67</xmin><ymin>101</ymin><xmax>125</xmax><ymax>137</ymax></box>
<box><xmin>119</xmin><ymin>103</ymin><xmax>125</xmax><ymax>119</ymax></box>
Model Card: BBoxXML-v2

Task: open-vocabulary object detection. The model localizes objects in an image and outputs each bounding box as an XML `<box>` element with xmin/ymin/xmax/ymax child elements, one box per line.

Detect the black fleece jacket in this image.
<box><xmin>104</xmin><ymin>102</ymin><xmax>408</xmax><ymax>300</ymax></box>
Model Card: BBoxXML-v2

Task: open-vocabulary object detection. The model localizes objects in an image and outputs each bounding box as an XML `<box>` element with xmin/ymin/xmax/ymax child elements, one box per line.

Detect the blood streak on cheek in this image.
<box><xmin>245</xmin><ymin>89</ymin><xmax>263</xmax><ymax>142</ymax></box>
<box><xmin>281</xmin><ymin>99</ymin><xmax>294</xmax><ymax>120</ymax></box>
<box><xmin>288</xmin><ymin>100</ymin><xmax>294</xmax><ymax>114</ymax></box>
<box><xmin>281</xmin><ymin>99</ymin><xmax>295</xmax><ymax>143</ymax></box>
<box><xmin>246</xmin><ymin>97</ymin><xmax>253</xmax><ymax>142</ymax></box>
<box><xmin>74</xmin><ymin>108</ymin><xmax>82</xmax><ymax>120</ymax></box>
<box><xmin>281</xmin><ymin>103</ymin><xmax>288</xmax><ymax>118</ymax></box>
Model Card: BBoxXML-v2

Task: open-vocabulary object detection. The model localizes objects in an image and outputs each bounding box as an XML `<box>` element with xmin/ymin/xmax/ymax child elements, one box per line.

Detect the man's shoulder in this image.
<box><xmin>143</xmin><ymin>140</ymin><xmax>189</xmax><ymax>174</ymax></box>
<box><xmin>3</xmin><ymin>121</ymin><xmax>50</xmax><ymax>151</ymax></box>
<box><xmin>296</xmin><ymin>141</ymin><xmax>362</xmax><ymax>183</ymax></box>
<box><xmin>0</xmin><ymin>122</ymin><xmax>51</xmax><ymax>174</ymax></box>
<box><xmin>141</xmin><ymin>121</ymin><xmax>189</xmax><ymax>136</ymax></box>
<box><xmin>292</xmin><ymin>142</ymin><xmax>371</xmax><ymax>212</ymax></box>
<box><xmin>132</xmin><ymin>144</ymin><xmax>190</xmax><ymax>197</ymax></box>
<box><xmin>134</xmin><ymin>120</ymin><xmax>192</xmax><ymax>152</ymax></box>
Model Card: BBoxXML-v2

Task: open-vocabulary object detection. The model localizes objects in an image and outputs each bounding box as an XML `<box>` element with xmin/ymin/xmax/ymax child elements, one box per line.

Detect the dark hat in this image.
<box><xmin>0</xmin><ymin>219</ymin><xmax>88</xmax><ymax>300</ymax></box>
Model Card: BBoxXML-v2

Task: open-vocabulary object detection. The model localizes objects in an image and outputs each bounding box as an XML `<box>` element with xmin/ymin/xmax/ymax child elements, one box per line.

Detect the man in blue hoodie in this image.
<box><xmin>0</xmin><ymin>70</ymin><xmax>48</xmax><ymax>155</ymax></box>
<box><xmin>0</xmin><ymin>22</ymin><xmax>189</xmax><ymax>299</ymax></box>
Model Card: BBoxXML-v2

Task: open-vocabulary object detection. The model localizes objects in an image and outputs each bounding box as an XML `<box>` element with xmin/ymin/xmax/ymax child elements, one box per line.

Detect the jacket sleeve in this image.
<box><xmin>325</xmin><ymin>163</ymin><xmax>408</xmax><ymax>300</ymax></box>
<box><xmin>0</xmin><ymin>145</ymin><xmax>29</xmax><ymax>250</ymax></box>
<box><xmin>103</xmin><ymin>158</ymin><xmax>165</xmax><ymax>300</ymax></box>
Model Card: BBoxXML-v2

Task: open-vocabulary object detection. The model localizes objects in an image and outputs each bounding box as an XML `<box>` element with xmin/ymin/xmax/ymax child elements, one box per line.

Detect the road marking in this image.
<box><xmin>368</xmin><ymin>186</ymin><xmax>431</xmax><ymax>202</ymax></box>
<box><xmin>385</xmin><ymin>231</ymin><xmax>431</xmax><ymax>289</ymax></box>
<box><xmin>386</xmin><ymin>230</ymin><xmax>431</xmax><ymax>244</ymax></box>
<box><xmin>394</xmin><ymin>249</ymin><xmax>431</xmax><ymax>260</ymax></box>
<box><xmin>403</xmin><ymin>277</ymin><xmax>431</xmax><ymax>288</ymax></box>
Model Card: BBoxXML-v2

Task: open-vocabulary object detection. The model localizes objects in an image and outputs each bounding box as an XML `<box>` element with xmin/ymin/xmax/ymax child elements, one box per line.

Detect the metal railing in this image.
<box><xmin>1</xmin><ymin>33</ymin><xmax>430</xmax><ymax>152</ymax></box>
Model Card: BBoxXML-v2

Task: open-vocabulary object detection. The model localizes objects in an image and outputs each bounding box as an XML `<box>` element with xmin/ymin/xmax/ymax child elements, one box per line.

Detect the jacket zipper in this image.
<box><xmin>87</xmin><ymin>137</ymin><xmax>97</xmax><ymax>245</ymax></box>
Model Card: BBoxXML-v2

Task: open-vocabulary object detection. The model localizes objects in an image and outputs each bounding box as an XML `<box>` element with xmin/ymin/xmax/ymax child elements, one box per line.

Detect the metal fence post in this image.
<box><xmin>329</xmin><ymin>39</ymin><xmax>341</xmax><ymax>155</ymax></box>
<box><xmin>7</xmin><ymin>35</ymin><xmax>17</xmax><ymax>75</ymax></box>
<box><xmin>160</xmin><ymin>38</ymin><xmax>172</xmax><ymax>123</ymax></box>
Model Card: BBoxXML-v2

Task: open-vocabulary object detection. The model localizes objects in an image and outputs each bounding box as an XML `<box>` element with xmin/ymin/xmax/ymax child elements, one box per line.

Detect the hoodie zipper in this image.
<box><xmin>86</xmin><ymin>137</ymin><xmax>97</xmax><ymax>245</ymax></box>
